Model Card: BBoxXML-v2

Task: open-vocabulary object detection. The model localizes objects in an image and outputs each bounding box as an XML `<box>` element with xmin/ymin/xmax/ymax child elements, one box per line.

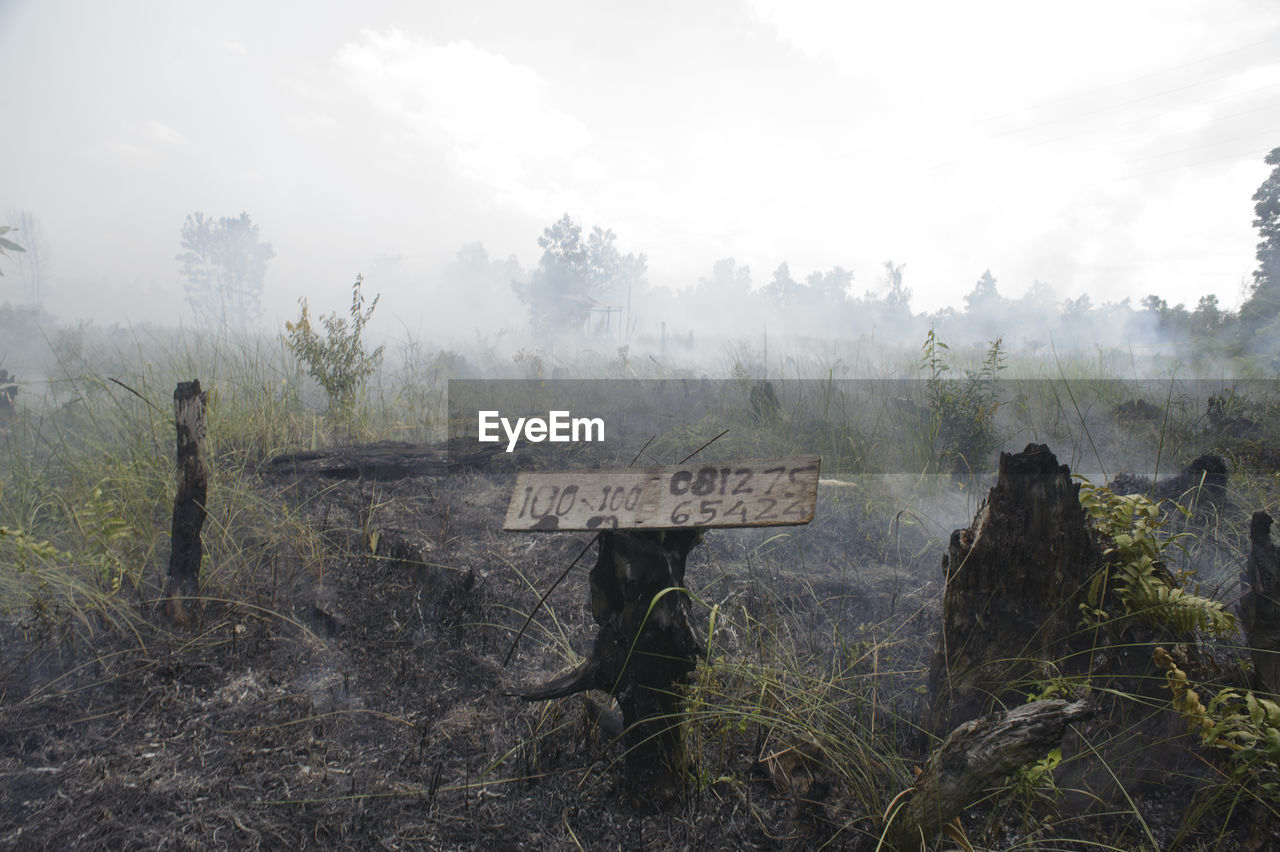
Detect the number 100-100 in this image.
<box><xmin>517</xmin><ymin>482</ymin><xmax>644</xmax><ymax>519</ymax></box>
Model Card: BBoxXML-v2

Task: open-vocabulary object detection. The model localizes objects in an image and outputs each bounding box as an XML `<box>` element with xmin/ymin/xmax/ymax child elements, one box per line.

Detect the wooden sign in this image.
<box><xmin>503</xmin><ymin>454</ymin><xmax>821</xmax><ymax>531</ymax></box>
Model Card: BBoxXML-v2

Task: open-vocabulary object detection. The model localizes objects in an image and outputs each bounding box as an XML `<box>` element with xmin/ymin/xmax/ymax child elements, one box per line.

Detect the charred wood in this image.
<box><xmin>929</xmin><ymin>444</ymin><xmax>1099</xmax><ymax>733</ymax></box>
<box><xmin>1245</xmin><ymin>511</ymin><xmax>1280</xmax><ymax>693</ymax></box>
<box><xmin>266</xmin><ymin>442</ymin><xmax>500</xmax><ymax>481</ymax></box>
<box><xmin>1108</xmin><ymin>454</ymin><xmax>1228</xmax><ymax>512</ymax></box>
<box><xmin>521</xmin><ymin>529</ymin><xmax>704</xmax><ymax>794</ymax></box>
<box><xmin>164</xmin><ymin>380</ymin><xmax>209</xmax><ymax>625</ymax></box>
<box><xmin>884</xmin><ymin>699</ymin><xmax>1092</xmax><ymax>850</ymax></box>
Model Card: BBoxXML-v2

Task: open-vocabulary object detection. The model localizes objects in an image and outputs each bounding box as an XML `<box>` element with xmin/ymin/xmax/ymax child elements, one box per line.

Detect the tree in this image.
<box><xmin>1239</xmin><ymin>146</ymin><xmax>1280</xmax><ymax>332</ymax></box>
<box><xmin>1192</xmin><ymin>294</ymin><xmax>1224</xmax><ymax>335</ymax></box>
<box><xmin>762</xmin><ymin>262</ymin><xmax>800</xmax><ymax>309</ymax></box>
<box><xmin>1061</xmin><ymin>293</ymin><xmax>1092</xmax><ymax>317</ymax></box>
<box><xmin>1143</xmin><ymin>293</ymin><xmax>1191</xmax><ymax>336</ymax></box>
<box><xmin>0</xmin><ymin>224</ymin><xmax>23</xmax><ymax>279</ymax></box>
<box><xmin>697</xmin><ymin>258</ymin><xmax>752</xmax><ymax>300</ymax></box>
<box><xmin>445</xmin><ymin>243</ymin><xmax>525</xmax><ymax>325</ymax></box>
<box><xmin>4</xmin><ymin>211</ymin><xmax>45</xmax><ymax>305</ymax></box>
<box><xmin>804</xmin><ymin>266</ymin><xmax>853</xmax><ymax>303</ymax></box>
<box><xmin>516</xmin><ymin>214</ymin><xmax>646</xmax><ymax>333</ymax></box>
<box><xmin>964</xmin><ymin>270</ymin><xmax>1000</xmax><ymax>314</ymax></box>
<box><xmin>879</xmin><ymin>260</ymin><xmax>910</xmax><ymax>307</ymax></box>
<box><xmin>178</xmin><ymin>212</ymin><xmax>275</xmax><ymax>331</ymax></box>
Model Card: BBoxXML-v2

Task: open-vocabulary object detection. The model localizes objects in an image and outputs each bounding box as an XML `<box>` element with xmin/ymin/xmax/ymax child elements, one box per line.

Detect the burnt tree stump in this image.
<box><xmin>1108</xmin><ymin>453</ymin><xmax>1228</xmax><ymax>513</ymax></box>
<box><xmin>164</xmin><ymin>380</ymin><xmax>209</xmax><ymax>625</ymax></box>
<box><xmin>506</xmin><ymin>457</ymin><xmax>818</xmax><ymax>797</ymax></box>
<box><xmin>521</xmin><ymin>529</ymin><xmax>704</xmax><ymax>794</ymax></box>
<box><xmin>1245</xmin><ymin>511</ymin><xmax>1280</xmax><ymax>694</ymax></box>
<box><xmin>928</xmin><ymin>444</ymin><xmax>1099</xmax><ymax>733</ymax></box>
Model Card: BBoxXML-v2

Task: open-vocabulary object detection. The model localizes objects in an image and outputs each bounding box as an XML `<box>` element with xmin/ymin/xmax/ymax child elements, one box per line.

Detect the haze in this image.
<box><xmin>2</xmin><ymin>0</ymin><xmax>1279</xmax><ymax>339</ymax></box>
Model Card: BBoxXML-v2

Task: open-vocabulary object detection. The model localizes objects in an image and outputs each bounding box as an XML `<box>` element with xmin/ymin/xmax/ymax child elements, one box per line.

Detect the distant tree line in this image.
<box><xmin>485</xmin><ymin>145</ymin><xmax>1280</xmax><ymax>365</ymax></box>
<box><xmin>15</xmin><ymin>143</ymin><xmax>1279</xmax><ymax>366</ymax></box>
<box><xmin>1137</xmin><ymin>145</ymin><xmax>1280</xmax><ymax>364</ymax></box>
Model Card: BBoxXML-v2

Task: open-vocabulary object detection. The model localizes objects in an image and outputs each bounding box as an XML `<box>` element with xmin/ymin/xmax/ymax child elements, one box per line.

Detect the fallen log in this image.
<box><xmin>884</xmin><ymin>699</ymin><xmax>1093</xmax><ymax>850</ymax></box>
<box><xmin>265</xmin><ymin>442</ymin><xmax>499</xmax><ymax>480</ymax></box>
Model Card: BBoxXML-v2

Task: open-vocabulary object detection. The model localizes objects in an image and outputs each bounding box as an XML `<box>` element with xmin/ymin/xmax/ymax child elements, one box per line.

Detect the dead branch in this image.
<box><xmin>885</xmin><ymin>698</ymin><xmax>1093</xmax><ymax>850</ymax></box>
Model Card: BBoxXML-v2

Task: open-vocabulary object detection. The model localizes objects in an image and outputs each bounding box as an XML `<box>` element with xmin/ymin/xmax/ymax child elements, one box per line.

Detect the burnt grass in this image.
<box><xmin>0</xmin><ymin>447</ymin><xmax>1272</xmax><ymax>850</ymax></box>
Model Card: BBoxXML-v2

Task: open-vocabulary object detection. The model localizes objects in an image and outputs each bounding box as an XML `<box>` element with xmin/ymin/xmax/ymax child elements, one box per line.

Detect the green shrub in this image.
<box><xmin>1078</xmin><ymin>480</ymin><xmax>1236</xmax><ymax>638</ymax></box>
<box><xmin>283</xmin><ymin>274</ymin><xmax>384</xmax><ymax>426</ymax></box>
<box><xmin>1154</xmin><ymin>646</ymin><xmax>1279</xmax><ymax>804</ymax></box>
<box><xmin>917</xmin><ymin>330</ymin><xmax>1006</xmax><ymax>475</ymax></box>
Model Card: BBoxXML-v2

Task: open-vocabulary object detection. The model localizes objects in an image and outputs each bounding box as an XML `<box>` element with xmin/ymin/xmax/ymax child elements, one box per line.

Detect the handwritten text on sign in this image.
<box><xmin>503</xmin><ymin>455</ymin><xmax>821</xmax><ymax>531</ymax></box>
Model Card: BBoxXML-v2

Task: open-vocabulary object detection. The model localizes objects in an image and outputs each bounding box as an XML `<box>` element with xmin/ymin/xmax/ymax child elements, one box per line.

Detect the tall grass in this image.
<box><xmin>2</xmin><ymin>320</ymin><xmax>1279</xmax><ymax>846</ymax></box>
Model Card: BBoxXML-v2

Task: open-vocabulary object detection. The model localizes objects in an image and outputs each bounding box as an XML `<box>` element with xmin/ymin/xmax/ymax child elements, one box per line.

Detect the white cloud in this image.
<box><xmin>738</xmin><ymin>0</ymin><xmax>1279</xmax><ymax>309</ymax></box>
<box><xmin>144</xmin><ymin>119</ymin><xmax>187</xmax><ymax>147</ymax></box>
<box><xmin>98</xmin><ymin>118</ymin><xmax>187</xmax><ymax>166</ymax></box>
<box><xmin>334</xmin><ymin>31</ymin><xmax>591</xmax><ymax>207</ymax></box>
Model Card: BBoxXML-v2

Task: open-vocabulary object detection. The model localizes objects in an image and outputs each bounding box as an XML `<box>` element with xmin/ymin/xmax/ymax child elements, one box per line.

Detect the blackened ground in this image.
<box><xmin>0</xmin><ymin>449</ymin><xmax>1273</xmax><ymax>850</ymax></box>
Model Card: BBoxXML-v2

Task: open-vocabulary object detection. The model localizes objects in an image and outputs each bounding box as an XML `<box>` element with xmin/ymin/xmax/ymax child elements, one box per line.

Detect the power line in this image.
<box><xmin>1127</xmin><ymin>127</ymin><xmax>1280</xmax><ymax>166</ymax></box>
<box><xmin>915</xmin><ymin>130</ymin><xmax>1278</xmax><ymax>180</ymax></box>
<box><xmin>915</xmin><ymin>115</ymin><xmax>1279</xmax><ymax>177</ymax></box>
<box><xmin>915</xmin><ymin>85</ymin><xmax>1280</xmax><ymax>176</ymax></box>
<box><xmin>1124</xmin><ymin>140</ymin><xmax>1278</xmax><ymax>180</ymax></box>
<box><xmin>1020</xmin><ymin>84</ymin><xmax>1280</xmax><ymax>150</ymax></box>
<box><xmin>987</xmin><ymin>56</ymin><xmax>1280</xmax><ymax>140</ymax></box>
<box><xmin>1026</xmin><ymin>121</ymin><xmax>1280</xmax><ymax>169</ymax></box>
<box><xmin>979</xmin><ymin>36</ymin><xmax>1280</xmax><ymax>125</ymax></box>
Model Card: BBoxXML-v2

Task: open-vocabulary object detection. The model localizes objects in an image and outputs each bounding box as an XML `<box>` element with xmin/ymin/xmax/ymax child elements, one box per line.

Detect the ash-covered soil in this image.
<box><xmin>0</xmin><ymin>447</ymin><xmax>945</xmax><ymax>851</ymax></box>
<box><xmin>0</xmin><ymin>444</ymin><xmax>1270</xmax><ymax>850</ymax></box>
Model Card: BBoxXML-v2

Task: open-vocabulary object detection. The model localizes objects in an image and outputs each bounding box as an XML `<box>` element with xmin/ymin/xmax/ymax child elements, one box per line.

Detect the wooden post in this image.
<box><xmin>522</xmin><ymin>529</ymin><xmax>704</xmax><ymax>794</ymax></box>
<box><xmin>164</xmin><ymin>380</ymin><xmax>208</xmax><ymax>625</ymax></box>
<box><xmin>509</xmin><ymin>456</ymin><xmax>820</xmax><ymax>799</ymax></box>
<box><xmin>1245</xmin><ymin>511</ymin><xmax>1280</xmax><ymax>693</ymax></box>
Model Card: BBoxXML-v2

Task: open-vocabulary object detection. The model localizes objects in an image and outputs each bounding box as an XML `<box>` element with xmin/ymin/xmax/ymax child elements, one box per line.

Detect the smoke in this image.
<box><xmin>383</xmin><ymin>243</ymin><xmax>1234</xmax><ymax>384</ymax></box>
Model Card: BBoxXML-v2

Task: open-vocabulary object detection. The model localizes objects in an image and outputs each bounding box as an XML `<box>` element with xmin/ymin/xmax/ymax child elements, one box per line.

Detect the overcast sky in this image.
<box><xmin>3</xmin><ymin>0</ymin><xmax>1279</xmax><ymax>331</ymax></box>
